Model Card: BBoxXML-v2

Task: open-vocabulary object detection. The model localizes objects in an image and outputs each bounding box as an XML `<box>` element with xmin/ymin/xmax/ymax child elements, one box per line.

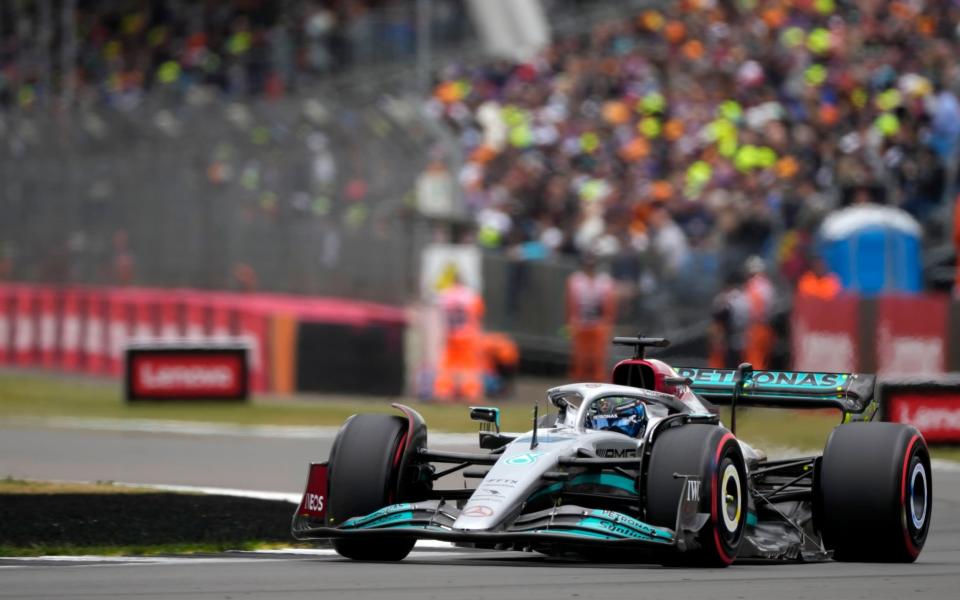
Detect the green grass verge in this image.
<box><xmin>0</xmin><ymin>371</ymin><xmax>540</xmax><ymax>432</ymax></box>
<box><xmin>0</xmin><ymin>477</ymin><xmax>156</xmax><ymax>495</ymax></box>
<box><xmin>0</xmin><ymin>541</ymin><xmax>315</xmax><ymax>558</ymax></box>
<box><xmin>930</xmin><ymin>447</ymin><xmax>960</xmax><ymax>462</ymax></box>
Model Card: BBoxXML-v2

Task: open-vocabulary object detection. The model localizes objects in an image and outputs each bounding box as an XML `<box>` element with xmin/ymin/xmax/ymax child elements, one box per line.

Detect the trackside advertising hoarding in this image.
<box><xmin>792</xmin><ymin>292</ymin><xmax>960</xmax><ymax>442</ymax></box>
<box><xmin>876</xmin><ymin>295</ymin><xmax>948</xmax><ymax>376</ymax></box>
<box><xmin>126</xmin><ymin>344</ymin><xmax>249</xmax><ymax>401</ymax></box>
<box><xmin>791</xmin><ymin>295</ymin><xmax>860</xmax><ymax>373</ymax></box>
<box><xmin>881</xmin><ymin>381</ymin><xmax>960</xmax><ymax>444</ymax></box>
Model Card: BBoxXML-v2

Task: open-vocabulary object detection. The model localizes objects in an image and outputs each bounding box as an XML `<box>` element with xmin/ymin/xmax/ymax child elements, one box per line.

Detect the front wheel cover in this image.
<box><xmin>327</xmin><ymin>414</ymin><xmax>415</xmax><ymax>561</ymax></box>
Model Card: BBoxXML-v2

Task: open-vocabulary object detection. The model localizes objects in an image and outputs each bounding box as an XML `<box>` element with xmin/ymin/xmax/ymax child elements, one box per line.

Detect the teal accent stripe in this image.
<box><xmin>587</xmin><ymin>509</ymin><xmax>673</xmax><ymax>540</ymax></box>
<box><xmin>343</xmin><ymin>511</ymin><xmax>414</xmax><ymax>530</ymax></box>
<box><xmin>576</xmin><ymin>518</ymin><xmax>667</xmax><ymax>542</ymax></box>
<box><xmin>746</xmin><ymin>512</ymin><xmax>758</xmax><ymax>526</ymax></box>
<box><xmin>568</xmin><ymin>473</ymin><xmax>637</xmax><ymax>493</ymax></box>
<box><xmin>526</xmin><ymin>473</ymin><xmax>638</xmax><ymax>503</ymax></box>
<box><xmin>526</xmin><ymin>482</ymin><xmax>563</xmax><ymax>503</ymax></box>
<box><xmin>533</xmin><ymin>528</ymin><xmax>618</xmax><ymax>540</ymax></box>
<box><xmin>341</xmin><ymin>503</ymin><xmax>413</xmax><ymax>528</ymax></box>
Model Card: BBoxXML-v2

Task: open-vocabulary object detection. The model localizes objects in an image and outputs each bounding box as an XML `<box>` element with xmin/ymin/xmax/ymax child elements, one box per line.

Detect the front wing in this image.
<box><xmin>292</xmin><ymin>480</ymin><xmax>709</xmax><ymax>554</ymax></box>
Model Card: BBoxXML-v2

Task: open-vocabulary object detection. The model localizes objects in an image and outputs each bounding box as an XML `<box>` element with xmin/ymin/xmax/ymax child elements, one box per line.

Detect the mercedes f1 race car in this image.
<box><xmin>292</xmin><ymin>336</ymin><xmax>931</xmax><ymax>566</ymax></box>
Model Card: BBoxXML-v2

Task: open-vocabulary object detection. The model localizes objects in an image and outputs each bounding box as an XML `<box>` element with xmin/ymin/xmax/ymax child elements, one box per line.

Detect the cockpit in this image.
<box><xmin>548</xmin><ymin>385</ymin><xmax>675</xmax><ymax>438</ymax></box>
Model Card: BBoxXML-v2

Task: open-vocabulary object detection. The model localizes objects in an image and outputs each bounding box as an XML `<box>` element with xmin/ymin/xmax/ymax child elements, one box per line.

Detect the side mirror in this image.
<box><xmin>479</xmin><ymin>431</ymin><xmax>515</xmax><ymax>450</ymax></box>
<box><xmin>664</xmin><ymin>376</ymin><xmax>693</xmax><ymax>387</ymax></box>
<box><xmin>470</xmin><ymin>406</ymin><xmax>500</xmax><ymax>433</ymax></box>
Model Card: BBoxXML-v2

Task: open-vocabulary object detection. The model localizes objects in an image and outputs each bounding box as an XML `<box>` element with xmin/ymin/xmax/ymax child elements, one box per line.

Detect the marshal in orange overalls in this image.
<box><xmin>433</xmin><ymin>282</ymin><xmax>486</xmax><ymax>402</ymax></box>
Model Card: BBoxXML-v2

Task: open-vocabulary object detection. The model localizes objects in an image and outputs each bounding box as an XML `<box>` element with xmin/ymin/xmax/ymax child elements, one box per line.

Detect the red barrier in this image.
<box><xmin>84</xmin><ymin>290</ymin><xmax>107</xmax><ymax>374</ymax></box>
<box><xmin>60</xmin><ymin>289</ymin><xmax>83</xmax><ymax>371</ymax></box>
<box><xmin>107</xmin><ymin>292</ymin><xmax>131</xmax><ymax>376</ymax></box>
<box><xmin>133</xmin><ymin>294</ymin><xmax>155</xmax><ymax>341</ymax></box>
<box><xmin>0</xmin><ymin>283</ymin><xmax>406</xmax><ymax>397</ymax></box>
<box><xmin>210</xmin><ymin>296</ymin><xmax>235</xmax><ymax>340</ymax></box>
<box><xmin>0</xmin><ymin>285</ymin><xmax>11</xmax><ymax>365</ymax></box>
<box><xmin>159</xmin><ymin>300</ymin><xmax>180</xmax><ymax>339</ymax></box>
<box><xmin>13</xmin><ymin>287</ymin><xmax>37</xmax><ymax>366</ymax></box>
<box><xmin>877</xmin><ymin>295</ymin><xmax>948</xmax><ymax>376</ymax></box>
<box><xmin>239</xmin><ymin>308</ymin><xmax>270</xmax><ymax>393</ymax></box>
<box><xmin>184</xmin><ymin>297</ymin><xmax>206</xmax><ymax>339</ymax></box>
<box><xmin>38</xmin><ymin>288</ymin><xmax>58</xmax><ymax>368</ymax></box>
<box><xmin>791</xmin><ymin>294</ymin><xmax>860</xmax><ymax>372</ymax></box>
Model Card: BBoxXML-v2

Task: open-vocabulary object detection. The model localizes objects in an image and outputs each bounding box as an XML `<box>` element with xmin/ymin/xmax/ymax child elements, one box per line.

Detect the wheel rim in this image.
<box><xmin>720</xmin><ymin>463</ymin><xmax>742</xmax><ymax>533</ymax></box>
<box><xmin>909</xmin><ymin>461</ymin><xmax>928</xmax><ymax>530</ymax></box>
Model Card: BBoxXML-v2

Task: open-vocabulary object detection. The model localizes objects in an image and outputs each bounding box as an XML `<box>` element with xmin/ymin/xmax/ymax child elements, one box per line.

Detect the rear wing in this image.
<box><xmin>674</xmin><ymin>367</ymin><xmax>877</xmax><ymax>418</ymax></box>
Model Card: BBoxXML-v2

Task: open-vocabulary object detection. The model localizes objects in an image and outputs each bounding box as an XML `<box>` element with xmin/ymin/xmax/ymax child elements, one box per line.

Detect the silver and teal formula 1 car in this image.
<box><xmin>292</xmin><ymin>336</ymin><xmax>931</xmax><ymax>566</ymax></box>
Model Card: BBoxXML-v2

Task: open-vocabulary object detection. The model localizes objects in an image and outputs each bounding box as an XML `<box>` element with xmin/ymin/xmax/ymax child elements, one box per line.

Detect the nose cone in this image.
<box><xmin>452</xmin><ymin>436</ymin><xmax>575</xmax><ymax>531</ymax></box>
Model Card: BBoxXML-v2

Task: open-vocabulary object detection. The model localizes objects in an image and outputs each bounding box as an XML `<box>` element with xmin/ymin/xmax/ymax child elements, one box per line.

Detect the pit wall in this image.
<box><xmin>0</xmin><ymin>283</ymin><xmax>406</xmax><ymax>396</ymax></box>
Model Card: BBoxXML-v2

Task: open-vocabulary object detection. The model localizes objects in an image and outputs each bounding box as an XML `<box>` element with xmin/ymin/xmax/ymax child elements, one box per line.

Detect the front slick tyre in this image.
<box><xmin>816</xmin><ymin>422</ymin><xmax>931</xmax><ymax>562</ymax></box>
<box><xmin>646</xmin><ymin>424</ymin><xmax>747</xmax><ymax>567</ymax></box>
<box><xmin>327</xmin><ymin>414</ymin><xmax>415</xmax><ymax>561</ymax></box>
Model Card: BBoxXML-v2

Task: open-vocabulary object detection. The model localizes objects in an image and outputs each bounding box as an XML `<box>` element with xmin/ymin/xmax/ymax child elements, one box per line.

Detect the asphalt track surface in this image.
<box><xmin>2</xmin><ymin>423</ymin><xmax>960</xmax><ymax>600</ymax></box>
<box><xmin>0</xmin><ymin>424</ymin><xmax>325</xmax><ymax>492</ymax></box>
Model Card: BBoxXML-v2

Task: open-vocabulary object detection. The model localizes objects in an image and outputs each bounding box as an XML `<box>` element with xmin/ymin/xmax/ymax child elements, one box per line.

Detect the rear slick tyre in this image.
<box><xmin>327</xmin><ymin>414</ymin><xmax>415</xmax><ymax>561</ymax></box>
<box><xmin>816</xmin><ymin>422</ymin><xmax>931</xmax><ymax>562</ymax></box>
<box><xmin>646</xmin><ymin>424</ymin><xmax>747</xmax><ymax>567</ymax></box>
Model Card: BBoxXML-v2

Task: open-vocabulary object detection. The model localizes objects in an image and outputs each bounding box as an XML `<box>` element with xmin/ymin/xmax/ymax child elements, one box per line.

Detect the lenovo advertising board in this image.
<box><xmin>881</xmin><ymin>380</ymin><xmax>960</xmax><ymax>444</ymax></box>
<box><xmin>126</xmin><ymin>342</ymin><xmax>249</xmax><ymax>402</ymax></box>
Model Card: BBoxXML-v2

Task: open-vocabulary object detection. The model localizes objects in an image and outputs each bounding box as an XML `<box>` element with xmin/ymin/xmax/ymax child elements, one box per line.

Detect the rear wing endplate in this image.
<box><xmin>675</xmin><ymin>367</ymin><xmax>877</xmax><ymax>417</ymax></box>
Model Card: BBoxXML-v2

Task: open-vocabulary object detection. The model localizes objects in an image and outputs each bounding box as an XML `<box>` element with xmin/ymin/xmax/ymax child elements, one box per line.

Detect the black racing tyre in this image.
<box><xmin>646</xmin><ymin>424</ymin><xmax>747</xmax><ymax>567</ymax></box>
<box><xmin>327</xmin><ymin>414</ymin><xmax>415</xmax><ymax>561</ymax></box>
<box><xmin>815</xmin><ymin>422</ymin><xmax>931</xmax><ymax>563</ymax></box>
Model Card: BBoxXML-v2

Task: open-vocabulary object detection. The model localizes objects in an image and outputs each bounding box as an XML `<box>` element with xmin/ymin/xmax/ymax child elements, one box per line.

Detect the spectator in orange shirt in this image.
<box><xmin>798</xmin><ymin>257</ymin><xmax>842</xmax><ymax>300</ymax></box>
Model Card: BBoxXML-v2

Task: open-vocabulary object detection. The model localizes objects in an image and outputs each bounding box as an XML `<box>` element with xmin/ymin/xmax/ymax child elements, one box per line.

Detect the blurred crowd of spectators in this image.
<box><xmin>428</xmin><ymin>0</ymin><xmax>960</xmax><ymax>296</ymax></box>
<box><xmin>0</xmin><ymin>0</ymin><xmax>468</xmax><ymax>109</ymax></box>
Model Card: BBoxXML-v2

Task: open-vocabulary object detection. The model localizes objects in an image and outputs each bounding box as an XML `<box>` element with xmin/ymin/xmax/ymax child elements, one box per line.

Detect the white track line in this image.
<box><xmin>0</xmin><ymin>543</ymin><xmax>469</xmax><ymax>567</ymax></box>
<box><xmin>112</xmin><ymin>481</ymin><xmax>303</xmax><ymax>503</ymax></box>
<box><xmin>0</xmin><ymin>556</ymin><xmax>295</xmax><ymax>568</ymax></box>
<box><xmin>14</xmin><ymin>478</ymin><xmax>303</xmax><ymax>503</ymax></box>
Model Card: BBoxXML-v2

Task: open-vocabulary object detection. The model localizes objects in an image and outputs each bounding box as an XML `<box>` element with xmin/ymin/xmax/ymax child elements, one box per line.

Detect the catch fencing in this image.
<box><xmin>0</xmin><ymin>88</ymin><xmax>431</xmax><ymax>305</ymax></box>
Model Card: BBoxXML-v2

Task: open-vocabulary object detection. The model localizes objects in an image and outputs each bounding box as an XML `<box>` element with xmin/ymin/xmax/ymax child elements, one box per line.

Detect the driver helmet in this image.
<box><xmin>588</xmin><ymin>398</ymin><xmax>648</xmax><ymax>438</ymax></box>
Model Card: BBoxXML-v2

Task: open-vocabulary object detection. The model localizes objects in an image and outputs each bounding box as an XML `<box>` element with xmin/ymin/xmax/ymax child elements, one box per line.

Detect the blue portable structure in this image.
<box><xmin>819</xmin><ymin>205</ymin><xmax>922</xmax><ymax>295</ymax></box>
